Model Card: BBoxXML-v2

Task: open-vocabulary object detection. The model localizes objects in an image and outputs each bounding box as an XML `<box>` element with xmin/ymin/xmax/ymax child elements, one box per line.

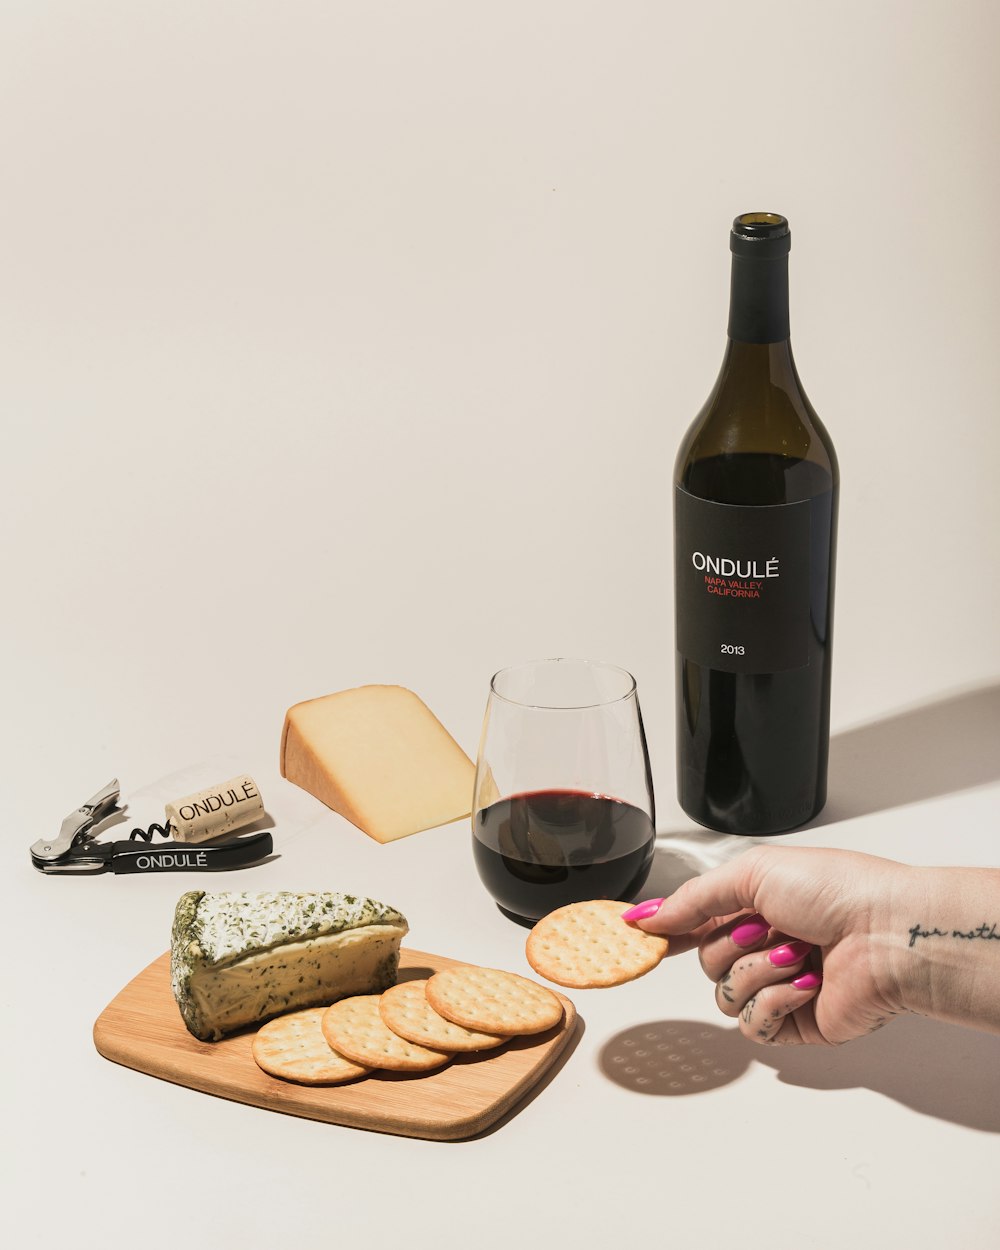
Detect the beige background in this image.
<box><xmin>3</xmin><ymin>3</ymin><xmax>999</xmax><ymax>1247</ymax></box>
<box><xmin>3</xmin><ymin>0</ymin><xmax>999</xmax><ymax>810</ymax></box>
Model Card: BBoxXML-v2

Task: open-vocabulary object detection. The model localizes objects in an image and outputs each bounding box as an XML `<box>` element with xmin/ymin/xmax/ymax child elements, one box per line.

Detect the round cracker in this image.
<box><xmin>425</xmin><ymin>966</ymin><xmax>563</xmax><ymax>1036</ymax></box>
<box><xmin>321</xmin><ymin>994</ymin><xmax>452</xmax><ymax>1072</ymax></box>
<box><xmin>251</xmin><ymin>1007</ymin><xmax>370</xmax><ymax>1085</ymax></box>
<box><xmin>525</xmin><ymin>898</ymin><xmax>669</xmax><ymax>988</ymax></box>
<box><xmin>379</xmin><ymin>980</ymin><xmax>506</xmax><ymax>1053</ymax></box>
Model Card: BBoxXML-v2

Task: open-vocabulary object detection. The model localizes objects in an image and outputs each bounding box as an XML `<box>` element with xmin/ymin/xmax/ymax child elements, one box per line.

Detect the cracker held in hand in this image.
<box><xmin>322</xmin><ymin>995</ymin><xmax>452</xmax><ymax>1072</ymax></box>
<box><xmin>425</xmin><ymin>966</ymin><xmax>563</xmax><ymax>1036</ymax></box>
<box><xmin>251</xmin><ymin>1008</ymin><xmax>370</xmax><ymax>1086</ymax></box>
<box><xmin>379</xmin><ymin>980</ymin><xmax>507</xmax><ymax>1052</ymax></box>
<box><xmin>526</xmin><ymin>899</ymin><xmax>669</xmax><ymax>988</ymax></box>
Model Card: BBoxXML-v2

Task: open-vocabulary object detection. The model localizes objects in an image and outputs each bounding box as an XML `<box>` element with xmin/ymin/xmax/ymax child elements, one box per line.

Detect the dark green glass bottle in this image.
<box><xmin>674</xmin><ymin>213</ymin><xmax>839</xmax><ymax>835</ymax></box>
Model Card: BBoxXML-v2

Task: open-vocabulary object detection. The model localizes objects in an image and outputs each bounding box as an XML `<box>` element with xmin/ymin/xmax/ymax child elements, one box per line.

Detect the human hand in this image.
<box><xmin>623</xmin><ymin>845</ymin><xmax>913</xmax><ymax>1046</ymax></box>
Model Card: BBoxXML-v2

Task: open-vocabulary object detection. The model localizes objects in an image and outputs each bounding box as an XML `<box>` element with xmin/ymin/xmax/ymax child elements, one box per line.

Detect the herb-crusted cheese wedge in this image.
<box><xmin>170</xmin><ymin>891</ymin><xmax>408</xmax><ymax>1041</ymax></box>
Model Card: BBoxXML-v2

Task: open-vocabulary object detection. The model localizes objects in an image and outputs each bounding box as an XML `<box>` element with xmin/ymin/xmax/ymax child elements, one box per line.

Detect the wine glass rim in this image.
<box><xmin>489</xmin><ymin>657</ymin><xmax>638</xmax><ymax>710</ymax></box>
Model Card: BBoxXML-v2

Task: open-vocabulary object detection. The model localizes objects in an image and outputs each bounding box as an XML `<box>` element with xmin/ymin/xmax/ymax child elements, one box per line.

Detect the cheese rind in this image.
<box><xmin>280</xmin><ymin>685</ymin><xmax>475</xmax><ymax>843</ymax></box>
<box><xmin>170</xmin><ymin>890</ymin><xmax>408</xmax><ymax>1041</ymax></box>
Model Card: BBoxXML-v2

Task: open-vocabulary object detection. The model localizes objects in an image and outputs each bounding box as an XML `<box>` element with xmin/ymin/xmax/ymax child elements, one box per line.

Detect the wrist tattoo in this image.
<box><xmin>908</xmin><ymin>922</ymin><xmax>1000</xmax><ymax>949</ymax></box>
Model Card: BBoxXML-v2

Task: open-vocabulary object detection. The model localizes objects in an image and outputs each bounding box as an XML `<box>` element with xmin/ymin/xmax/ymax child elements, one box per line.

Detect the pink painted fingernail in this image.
<box><xmin>791</xmin><ymin>971</ymin><xmax>823</xmax><ymax>990</ymax></box>
<box><xmin>768</xmin><ymin>940</ymin><xmax>813</xmax><ymax>968</ymax></box>
<box><xmin>730</xmin><ymin>914</ymin><xmax>770</xmax><ymax>947</ymax></box>
<box><xmin>621</xmin><ymin>899</ymin><xmax>664</xmax><ymax>922</ymax></box>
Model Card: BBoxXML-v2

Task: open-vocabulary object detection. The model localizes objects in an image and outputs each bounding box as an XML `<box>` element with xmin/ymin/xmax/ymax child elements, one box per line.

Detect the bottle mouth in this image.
<box><xmin>731</xmin><ymin>211</ymin><xmax>791</xmax><ymax>257</ymax></box>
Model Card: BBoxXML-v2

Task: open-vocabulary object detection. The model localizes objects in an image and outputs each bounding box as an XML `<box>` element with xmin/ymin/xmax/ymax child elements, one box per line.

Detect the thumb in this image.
<box><xmin>635</xmin><ymin>848</ymin><xmax>765</xmax><ymax>935</ymax></box>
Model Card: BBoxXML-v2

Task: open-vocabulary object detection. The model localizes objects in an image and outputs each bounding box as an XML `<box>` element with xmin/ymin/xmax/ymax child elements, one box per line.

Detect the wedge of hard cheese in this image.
<box><xmin>280</xmin><ymin>685</ymin><xmax>475</xmax><ymax>843</ymax></box>
<box><xmin>170</xmin><ymin>890</ymin><xmax>408</xmax><ymax>1041</ymax></box>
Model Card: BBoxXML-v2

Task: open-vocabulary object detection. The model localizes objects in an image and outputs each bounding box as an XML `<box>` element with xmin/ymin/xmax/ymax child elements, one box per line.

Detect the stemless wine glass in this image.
<box><xmin>472</xmin><ymin>658</ymin><xmax>656</xmax><ymax>926</ymax></box>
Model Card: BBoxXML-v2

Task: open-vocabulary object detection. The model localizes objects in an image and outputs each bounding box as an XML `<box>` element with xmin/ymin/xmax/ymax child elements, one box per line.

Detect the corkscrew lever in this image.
<box><xmin>29</xmin><ymin>779</ymin><xmax>124</xmax><ymax>868</ymax></box>
<box><xmin>31</xmin><ymin>828</ymin><xmax>274</xmax><ymax>874</ymax></box>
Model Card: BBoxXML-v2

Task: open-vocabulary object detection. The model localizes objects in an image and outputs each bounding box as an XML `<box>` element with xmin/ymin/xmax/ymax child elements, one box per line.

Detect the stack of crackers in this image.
<box><xmin>251</xmin><ymin>965</ymin><xmax>564</xmax><ymax>1086</ymax></box>
<box><xmin>251</xmin><ymin>899</ymin><xmax>670</xmax><ymax>1086</ymax></box>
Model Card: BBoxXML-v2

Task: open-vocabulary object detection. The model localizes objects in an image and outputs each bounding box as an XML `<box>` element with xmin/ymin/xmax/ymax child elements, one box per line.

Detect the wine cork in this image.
<box><xmin>165</xmin><ymin>776</ymin><xmax>265</xmax><ymax>844</ymax></box>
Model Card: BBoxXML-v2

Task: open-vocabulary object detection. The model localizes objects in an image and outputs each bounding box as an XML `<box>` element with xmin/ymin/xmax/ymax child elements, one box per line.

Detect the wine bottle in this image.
<box><xmin>674</xmin><ymin>212</ymin><xmax>838</xmax><ymax>835</ymax></box>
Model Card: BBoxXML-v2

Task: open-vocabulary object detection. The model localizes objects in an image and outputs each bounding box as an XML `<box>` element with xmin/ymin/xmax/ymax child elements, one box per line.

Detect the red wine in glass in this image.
<box><xmin>473</xmin><ymin>789</ymin><xmax>655</xmax><ymax>925</ymax></box>
<box><xmin>473</xmin><ymin>660</ymin><xmax>656</xmax><ymax>926</ymax></box>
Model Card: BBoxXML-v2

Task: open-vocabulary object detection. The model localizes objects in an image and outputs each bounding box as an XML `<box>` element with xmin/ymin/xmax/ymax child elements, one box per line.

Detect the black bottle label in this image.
<box><xmin>675</xmin><ymin>485</ymin><xmax>811</xmax><ymax>673</ymax></box>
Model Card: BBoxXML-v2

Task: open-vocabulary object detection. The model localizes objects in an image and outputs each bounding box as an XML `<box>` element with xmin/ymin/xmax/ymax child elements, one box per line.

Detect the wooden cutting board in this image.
<box><xmin>93</xmin><ymin>947</ymin><xmax>577</xmax><ymax>1141</ymax></box>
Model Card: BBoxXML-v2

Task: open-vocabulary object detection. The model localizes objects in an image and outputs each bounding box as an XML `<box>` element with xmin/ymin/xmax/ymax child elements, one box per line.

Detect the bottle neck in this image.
<box><xmin>716</xmin><ymin>337</ymin><xmax>798</xmax><ymax>394</ymax></box>
<box><xmin>727</xmin><ymin>253</ymin><xmax>790</xmax><ymax>344</ymax></box>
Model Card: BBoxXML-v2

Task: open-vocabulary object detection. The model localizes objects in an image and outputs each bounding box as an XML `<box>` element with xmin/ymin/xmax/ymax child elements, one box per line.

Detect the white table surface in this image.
<box><xmin>4</xmin><ymin>3</ymin><xmax>1000</xmax><ymax>1246</ymax></box>
<box><xmin>8</xmin><ymin>731</ymin><xmax>1000</xmax><ymax>1250</ymax></box>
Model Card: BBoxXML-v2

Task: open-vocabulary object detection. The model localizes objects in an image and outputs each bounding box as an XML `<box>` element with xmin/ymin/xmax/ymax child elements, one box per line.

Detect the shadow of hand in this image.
<box><xmin>599</xmin><ymin>1014</ymin><xmax>1000</xmax><ymax>1132</ymax></box>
